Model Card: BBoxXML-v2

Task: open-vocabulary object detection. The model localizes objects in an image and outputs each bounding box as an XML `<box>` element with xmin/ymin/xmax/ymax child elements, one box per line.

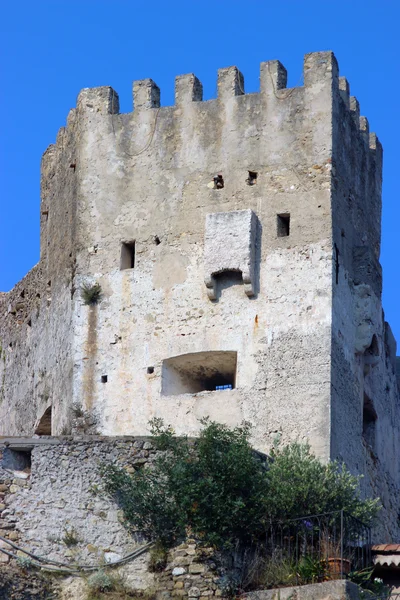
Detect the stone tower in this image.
<box><xmin>0</xmin><ymin>51</ymin><xmax>399</xmax><ymax>536</ymax></box>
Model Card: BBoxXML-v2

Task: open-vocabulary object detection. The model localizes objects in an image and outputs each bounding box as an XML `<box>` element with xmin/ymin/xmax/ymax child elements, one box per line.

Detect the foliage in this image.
<box><xmin>349</xmin><ymin>569</ymin><xmax>392</xmax><ymax>599</ymax></box>
<box><xmin>102</xmin><ymin>418</ymin><xmax>269</xmax><ymax>549</ymax></box>
<box><xmin>266</xmin><ymin>443</ymin><xmax>380</xmax><ymax>525</ymax></box>
<box><xmin>62</xmin><ymin>527</ymin><xmax>80</xmax><ymax>547</ymax></box>
<box><xmin>81</xmin><ymin>282</ymin><xmax>102</xmax><ymax>305</ymax></box>
<box><xmin>295</xmin><ymin>555</ymin><xmax>326</xmax><ymax>584</ymax></box>
<box><xmin>148</xmin><ymin>542</ymin><xmax>168</xmax><ymax>572</ymax></box>
<box><xmin>16</xmin><ymin>555</ymin><xmax>34</xmax><ymax>570</ymax></box>
<box><xmin>87</xmin><ymin>570</ymin><xmax>115</xmax><ymax>594</ymax></box>
<box><xmin>102</xmin><ymin>420</ymin><xmax>379</xmax><ymax>553</ymax></box>
<box><xmin>86</xmin><ymin>571</ymin><xmax>156</xmax><ymax>600</ymax></box>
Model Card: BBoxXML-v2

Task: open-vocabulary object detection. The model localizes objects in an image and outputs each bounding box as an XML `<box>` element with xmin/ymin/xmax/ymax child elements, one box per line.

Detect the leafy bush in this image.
<box><xmin>102</xmin><ymin>420</ymin><xmax>379</xmax><ymax>552</ymax></box>
<box><xmin>266</xmin><ymin>443</ymin><xmax>380</xmax><ymax>525</ymax></box>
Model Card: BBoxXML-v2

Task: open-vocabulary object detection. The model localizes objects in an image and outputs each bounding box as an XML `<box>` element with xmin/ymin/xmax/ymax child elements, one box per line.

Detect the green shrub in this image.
<box><xmin>102</xmin><ymin>418</ymin><xmax>269</xmax><ymax>549</ymax></box>
<box><xmin>266</xmin><ymin>443</ymin><xmax>380</xmax><ymax>525</ymax></box>
<box><xmin>102</xmin><ymin>420</ymin><xmax>379</xmax><ymax>552</ymax></box>
<box><xmin>87</xmin><ymin>570</ymin><xmax>115</xmax><ymax>593</ymax></box>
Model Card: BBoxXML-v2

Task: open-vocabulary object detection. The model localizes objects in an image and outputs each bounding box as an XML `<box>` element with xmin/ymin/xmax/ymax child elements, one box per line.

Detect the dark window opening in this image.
<box><xmin>120</xmin><ymin>241</ymin><xmax>135</xmax><ymax>270</ymax></box>
<box><xmin>147</xmin><ymin>366</ymin><xmax>154</xmax><ymax>374</ymax></box>
<box><xmin>2</xmin><ymin>448</ymin><xmax>32</xmax><ymax>472</ymax></box>
<box><xmin>154</xmin><ymin>236</ymin><xmax>161</xmax><ymax>246</ymax></box>
<box><xmin>20</xmin><ymin>290</ymin><xmax>25</xmax><ymax>298</ymax></box>
<box><xmin>35</xmin><ymin>406</ymin><xmax>52</xmax><ymax>436</ymax></box>
<box><xmin>246</xmin><ymin>171</ymin><xmax>258</xmax><ymax>185</ymax></box>
<box><xmin>161</xmin><ymin>351</ymin><xmax>237</xmax><ymax>396</ymax></box>
<box><xmin>47</xmin><ymin>280</ymin><xmax>51</xmax><ymax>288</ymax></box>
<box><xmin>363</xmin><ymin>394</ymin><xmax>377</xmax><ymax>451</ymax></box>
<box><xmin>213</xmin><ymin>174</ymin><xmax>224</xmax><ymax>189</ymax></box>
<box><xmin>101</xmin><ymin>375</ymin><xmax>108</xmax><ymax>383</ymax></box>
<box><xmin>27</xmin><ymin>319</ymin><xmax>32</xmax><ymax>327</ymax></box>
<box><xmin>277</xmin><ymin>214</ymin><xmax>290</xmax><ymax>237</ymax></box>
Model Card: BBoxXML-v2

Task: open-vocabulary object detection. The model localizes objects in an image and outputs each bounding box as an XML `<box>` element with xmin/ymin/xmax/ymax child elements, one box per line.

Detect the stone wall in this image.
<box><xmin>156</xmin><ymin>541</ymin><xmax>221</xmax><ymax>600</ymax></box>
<box><xmin>330</xmin><ymin>71</ymin><xmax>400</xmax><ymax>540</ymax></box>
<box><xmin>3</xmin><ymin>438</ymin><xmax>157</xmax><ymax>572</ymax></box>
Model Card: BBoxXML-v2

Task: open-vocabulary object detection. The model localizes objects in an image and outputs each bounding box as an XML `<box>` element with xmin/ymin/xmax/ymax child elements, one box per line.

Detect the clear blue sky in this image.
<box><xmin>1</xmin><ymin>1</ymin><xmax>399</xmax><ymax>340</ymax></box>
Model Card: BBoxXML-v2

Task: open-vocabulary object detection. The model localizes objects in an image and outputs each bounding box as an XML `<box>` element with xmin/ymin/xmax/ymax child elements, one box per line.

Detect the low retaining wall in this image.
<box><xmin>245</xmin><ymin>581</ymin><xmax>362</xmax><ymax>600</ymax></box>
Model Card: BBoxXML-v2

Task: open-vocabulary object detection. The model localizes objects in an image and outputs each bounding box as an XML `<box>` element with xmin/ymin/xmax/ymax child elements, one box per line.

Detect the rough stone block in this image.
<box><xmin>189</xmin><ymin>564</ymin><xmax>205</xmax><ymax>574</ymax></box>
<box><xmin>204</xmin><ymin>209</ymin><xmax>258</xmax><ymax>300</ymax></box>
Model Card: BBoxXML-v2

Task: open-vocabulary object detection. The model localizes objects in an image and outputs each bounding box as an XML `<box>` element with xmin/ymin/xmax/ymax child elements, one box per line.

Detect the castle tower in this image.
<box><xmin>0</xmin><ymin>52</ymin><xmax>399</xmax><ymax>537</ymax></box>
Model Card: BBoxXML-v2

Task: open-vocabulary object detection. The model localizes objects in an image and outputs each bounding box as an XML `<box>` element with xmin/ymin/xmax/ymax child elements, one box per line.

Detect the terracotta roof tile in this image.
<box><xmin>372</xmin><ymin>544</ymin><xmax>400</xmax><ymax>553</ymax></box>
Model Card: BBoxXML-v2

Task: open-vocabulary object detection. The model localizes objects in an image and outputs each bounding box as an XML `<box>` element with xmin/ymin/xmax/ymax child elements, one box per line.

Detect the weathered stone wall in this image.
<box><xmin>330</xmin><ymin>75</ymin><xmax>400</xmax><ymax>540</ymax></box>
<box><xmin>0</xmin><ymin>106</ymin><xmax>79</xmax><ymax>437</ymax></box>
<box><xmin>245</xmin><ymin>580</ymin><xmax>362</xmax><ymax>600</ymax></box>
<box><xmin>0</xmin><ymin>438</ymin><xmax>226</xmax><ymax>599</ymax></box>
<box><xmin>4</xmin><ymin>438</ymin><xmax>156</xmax><ymax>572</ymax></box>
<box><xmin>65</xmin><ymin>52</ymin><xmax>337</xmax><ymax>461</ymax></box>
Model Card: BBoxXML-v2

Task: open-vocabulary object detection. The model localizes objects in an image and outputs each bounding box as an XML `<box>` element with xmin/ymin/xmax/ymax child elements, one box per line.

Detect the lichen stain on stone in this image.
<box><xmin>82</xmin><ymin>305</ymin><xmax>98</xmax><ymax>411</ymax></box>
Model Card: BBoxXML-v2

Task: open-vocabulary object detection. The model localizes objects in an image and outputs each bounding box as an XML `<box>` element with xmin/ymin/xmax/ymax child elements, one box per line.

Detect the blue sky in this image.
<box><xmin>0</xmin><ymin>0</ymin><xmax>399</xmax><ymax>340</ymax></box>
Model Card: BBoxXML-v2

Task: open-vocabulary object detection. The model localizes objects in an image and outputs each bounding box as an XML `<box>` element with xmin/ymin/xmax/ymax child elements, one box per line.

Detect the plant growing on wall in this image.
<box><xmin>102</xmin><ymin>420</ymin><xmax>379</xmax><ymax>551</ymax></box>
<box><xmin>81</xmin><ymin>282</ymin><xmax>102</xmax><ymax>305</ymax></box>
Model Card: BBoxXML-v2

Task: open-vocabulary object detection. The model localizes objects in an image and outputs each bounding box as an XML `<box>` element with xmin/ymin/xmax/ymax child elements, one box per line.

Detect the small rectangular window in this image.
<box><xmin>120</xmin><ymin>241</ymin><xmax>135</xmax><ymax>270</ymax></box>
<box><xmin>277</xmin><ymin>214</ymin><xmax>290</xmax><ymax>237</ymax></box>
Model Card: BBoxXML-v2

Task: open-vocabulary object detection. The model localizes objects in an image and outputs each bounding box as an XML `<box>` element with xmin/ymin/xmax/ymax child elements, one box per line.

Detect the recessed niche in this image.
<box><xmin>277</xmin><ymin>214</ymin><xmax>290</xmax><ymax>237</ymax></box>
<box><xmin>246</xmin><ymin>171</ymin><xmax>258</xmax><ymax>185</ymax></box>
<box><xmin>120</xmin><ymin>241</ymin><xmax>135</xmax><ymax>270</ymax></box>
<box><xmin>147</xmin><ymin>366</ymin><xmax>154</xmax><ymax>374</ymax></box>
<box><xmin>161</xmin><ymin>351</ymin><xmax>237</xmax><ymax>396</ymax></box>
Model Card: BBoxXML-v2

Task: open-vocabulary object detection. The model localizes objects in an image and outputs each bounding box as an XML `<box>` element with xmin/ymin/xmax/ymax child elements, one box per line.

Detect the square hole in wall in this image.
<box><xmin>147</xmin><ymin>366</ymin><xmax>154</xmax><ymax>374</ymax></box>
<box><xmin>101</xmin><ymin>375</ymin><xmax>108</xmax><ymax>383</ymax></box>
<box><xmin>161</xmin><ymin>351</ymin><xmax>237</xmax><ymax>396</ymax></box>
<box><xmin>277</xmin><ymin>214</ymin><xmax>290</xmax><ymax>237</ymax></box>
<box><xmin>120</xmin><ymin>241</ymin><xmax>135</xmax><ymax>270</ymax></box>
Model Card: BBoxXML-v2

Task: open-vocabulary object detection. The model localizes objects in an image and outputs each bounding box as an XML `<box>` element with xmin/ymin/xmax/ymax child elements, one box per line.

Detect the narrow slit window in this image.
<box><xmin>277</xmin><ymin>214</ymin><xmax>290</xmax><ymax>237</ymax></box>
<box><xmin>363</xmin><ymin>394</ymin><xmax>377</xmax><ymax>451</ymax></box>
<box><xmin>120</xmin><ymin>241</ymin><xmax>135</xmax><ymax>270</ymax></box>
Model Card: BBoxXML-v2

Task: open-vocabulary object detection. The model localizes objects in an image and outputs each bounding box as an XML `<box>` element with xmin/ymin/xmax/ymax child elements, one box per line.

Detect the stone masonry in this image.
<box><xmin>0</xmin><ymin>51</ymin><xmax>399</xmax><ymax>540</ymax></box>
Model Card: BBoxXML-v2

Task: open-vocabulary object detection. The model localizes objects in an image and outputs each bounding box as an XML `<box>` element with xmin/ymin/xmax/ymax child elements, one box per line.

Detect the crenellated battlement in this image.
<box><xmin>65</xmin><ymin>51</ymin><xmax>380</xmax><ymax>168</ymax></box>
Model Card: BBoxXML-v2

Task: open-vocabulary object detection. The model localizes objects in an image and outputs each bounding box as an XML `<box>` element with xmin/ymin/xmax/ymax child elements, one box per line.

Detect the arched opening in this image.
<box><xmin>35</xmin><ymin>406</ymin><xmax>52</xmax><ymax>436</ymax></box>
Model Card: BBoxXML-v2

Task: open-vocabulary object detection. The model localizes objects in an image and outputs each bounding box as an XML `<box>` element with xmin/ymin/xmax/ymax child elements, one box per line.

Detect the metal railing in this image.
<box><xmin>265</xmin><ymin>510</ymin><xmax>372</xmax><ymax>584</ymax></box>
